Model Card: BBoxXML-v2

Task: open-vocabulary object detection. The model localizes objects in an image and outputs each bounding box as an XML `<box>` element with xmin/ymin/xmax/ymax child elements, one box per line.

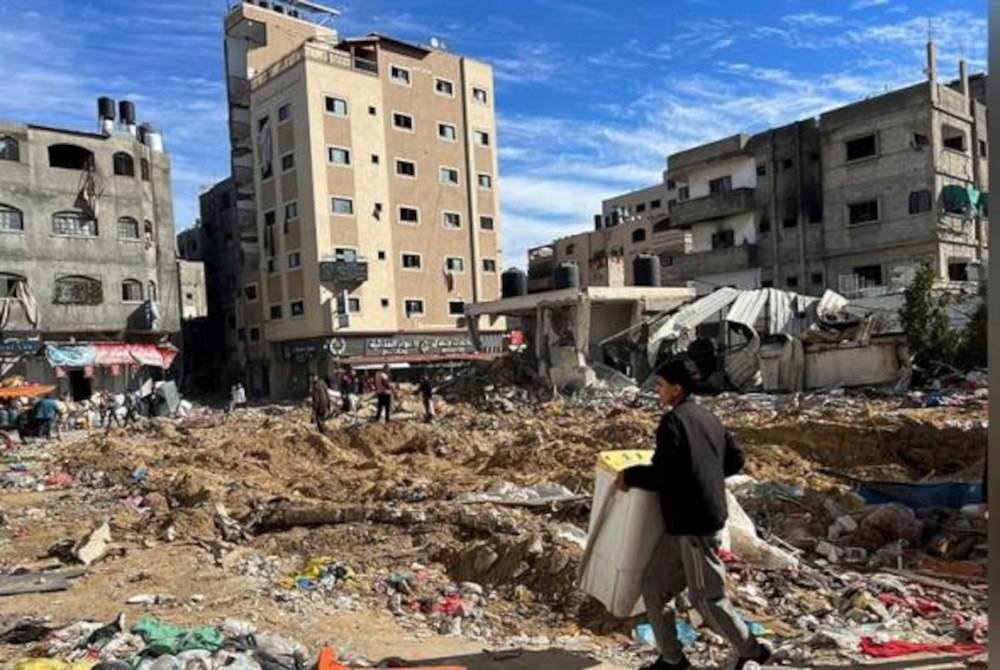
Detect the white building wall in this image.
<box><xmin>690</xmin><ymin>212</ymin><xmax>756</xmax><ymax>253</ymax></box>
<box><xmin>685</xmin><ymin>156</ymin><xmax>756</xmax><ymax>199</ymax></box>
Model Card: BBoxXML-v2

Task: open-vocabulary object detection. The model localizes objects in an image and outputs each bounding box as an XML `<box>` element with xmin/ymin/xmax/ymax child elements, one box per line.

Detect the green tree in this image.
<box><xmin>957</xmin><ymin>283</ymin><xmax>987</xmax><ymax>369</ymax></box>
<box><xmin>900</xmin><ymin>265</ymin><xmax>960</xmax><ymax>373</ymax></box>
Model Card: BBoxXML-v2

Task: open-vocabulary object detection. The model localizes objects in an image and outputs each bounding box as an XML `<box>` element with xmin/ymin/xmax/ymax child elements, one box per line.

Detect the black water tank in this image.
<box><xmin>633</xmin><ymin>254</ymin><xmax>661</xmax><ymax>287</ymax></box>
<box><xmin>553</xmin><ymin>262</ymin><xmax>580</xmax><ymax>290</ymax></box>
<box><xmin>98</xmin><ymin>97</ymin><xmax>115</xmax><ymax>121</ymax></box>
<box><xmin>119</xmin><ymin>100</ymin><xmax>136</xmax><ymax>125</ymax></box>
<box><xmin>501</xmin><ymin>268</ymin><xmax>528</xmax><ymax>298</ymax></box>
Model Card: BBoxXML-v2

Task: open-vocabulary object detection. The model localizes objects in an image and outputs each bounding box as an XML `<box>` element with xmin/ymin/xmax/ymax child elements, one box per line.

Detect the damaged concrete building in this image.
<box><xmin>0</xmin><ymin>98</ymin><xmax>180</xmax><ymax>398</ymax></box>
<box><xmin>529</xmin><ymin>43</ymin><xmax>988</xmax><ymax>299</ymax></box>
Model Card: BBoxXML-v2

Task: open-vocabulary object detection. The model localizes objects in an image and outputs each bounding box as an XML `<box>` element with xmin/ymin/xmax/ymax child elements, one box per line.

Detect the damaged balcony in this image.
<box><xmin>319</xmin><ymin>255</ymin><xmax>369</xmax><ymax>285</ymax></box>
<box><xmin>665</xmin><ymin>243</ymin><xmax>758</xmax><ymax>279</ymax></box>
<box><xmin>670</xmin><ymin>187</ymin><xmax>756</xmax><ymax>227</ymax></box>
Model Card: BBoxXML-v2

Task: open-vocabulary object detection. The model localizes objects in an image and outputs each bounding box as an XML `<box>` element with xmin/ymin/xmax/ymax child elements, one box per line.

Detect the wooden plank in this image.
<box><xmin>0</xmin><ymin>568</ymin><xmax>85</xmax><ymax>597</ymax></box>
<box><xmin>883</xmin><ymin>568</ymin><xmax>985</xmax><ymax>598</ymax></box>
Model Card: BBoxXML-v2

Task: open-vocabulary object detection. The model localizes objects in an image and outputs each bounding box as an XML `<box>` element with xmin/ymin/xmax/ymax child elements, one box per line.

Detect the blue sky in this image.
<box><xmin>0</xmin><ymin>0</ymin><xmax>986</xmax><ymax>268</ymax></box>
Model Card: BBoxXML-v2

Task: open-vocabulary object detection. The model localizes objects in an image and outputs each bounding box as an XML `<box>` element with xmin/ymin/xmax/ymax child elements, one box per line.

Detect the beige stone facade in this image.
<box><xmin>222</xmin><ymin>3</ymin><xmax>503</xmax><ymax>396</ymax></box>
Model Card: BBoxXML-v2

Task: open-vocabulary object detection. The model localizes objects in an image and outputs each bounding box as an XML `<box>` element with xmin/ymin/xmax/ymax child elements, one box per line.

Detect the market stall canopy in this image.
<box><xmin>0</xmin><ymin>384</ymin><xmax>55</xmax><ymax>399</ymax></box>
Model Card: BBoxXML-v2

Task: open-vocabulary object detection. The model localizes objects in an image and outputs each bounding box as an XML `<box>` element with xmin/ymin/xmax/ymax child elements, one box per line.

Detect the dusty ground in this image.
<box><xmin>0</xmin><ymin>390</ymin><xmax>987</xmax><ymax>667</ymax></box>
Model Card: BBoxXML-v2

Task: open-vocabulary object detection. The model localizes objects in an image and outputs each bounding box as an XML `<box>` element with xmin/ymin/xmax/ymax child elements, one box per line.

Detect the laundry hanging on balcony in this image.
<box><xmin>941</xmin><ymin>184</ymin><xmax>983</xmax><ymax>220</ymax></box>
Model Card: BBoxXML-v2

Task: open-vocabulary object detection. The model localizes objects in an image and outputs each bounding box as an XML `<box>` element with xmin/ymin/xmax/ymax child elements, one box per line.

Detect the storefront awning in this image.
<box><xmin>45</xmin><ymin>343</ymin><xmax>178</xmax><ymax>369</ymax></box>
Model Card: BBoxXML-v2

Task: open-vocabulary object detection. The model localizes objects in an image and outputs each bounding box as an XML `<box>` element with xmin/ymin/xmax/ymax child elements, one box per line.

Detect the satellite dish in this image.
<box><xmin>430</xmin><ymin>37</ymin><xmax>440</xmax><ymax>48</ymax></box>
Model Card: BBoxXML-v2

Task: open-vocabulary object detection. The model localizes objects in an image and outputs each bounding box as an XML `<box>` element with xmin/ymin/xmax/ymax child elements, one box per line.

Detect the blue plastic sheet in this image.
<box><xmin>859</xmin><ymin>481</ymin><xmax>983</xmax><ymax>509</ymax></box>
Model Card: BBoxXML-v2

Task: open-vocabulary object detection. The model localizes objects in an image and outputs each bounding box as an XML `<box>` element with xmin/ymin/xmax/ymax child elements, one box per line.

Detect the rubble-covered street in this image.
<box><xmin>0</xmin><ymin>366</ymin><xmax>988</xmax><ymax>669</ymax></box>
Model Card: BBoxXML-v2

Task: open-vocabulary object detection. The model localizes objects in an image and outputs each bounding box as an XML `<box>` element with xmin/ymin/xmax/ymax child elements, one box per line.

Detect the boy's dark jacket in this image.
<box><xmin>622</xmin><ymin>397</ymin><xmax>744</xmax><ymax>536</ymax></box>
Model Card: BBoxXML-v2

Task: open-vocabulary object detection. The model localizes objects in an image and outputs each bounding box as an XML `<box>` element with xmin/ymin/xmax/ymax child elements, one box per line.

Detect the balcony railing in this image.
<box><xmin>664</xmin><ymin>243</ymin><xmax>758</xmax><ymax>279</ymax></box>
<box><xmin>670</xmin><ymin>187</ymin><xmax>756</xmax><ymax>227</ymax></box>
<box><xmin>320</xmin><ymin>257</ymin><xmax>369</xmax><ymax>285</ymax></box>
<box><xmin>250</xmin><ymin>42</ymin><xmax>379</xmax><ymax>91</ymax></box>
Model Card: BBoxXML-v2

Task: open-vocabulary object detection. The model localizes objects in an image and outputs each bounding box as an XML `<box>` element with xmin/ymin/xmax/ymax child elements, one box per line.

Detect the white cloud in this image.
<box><xmin>850</xmin><ymin>0</ymin><xmax>891</xmax><ymax>9</ymax></box>
<box><xmin>781</xmin><ymin>12</ymin><xmax>842</xmax><ymax>27</ymax></box>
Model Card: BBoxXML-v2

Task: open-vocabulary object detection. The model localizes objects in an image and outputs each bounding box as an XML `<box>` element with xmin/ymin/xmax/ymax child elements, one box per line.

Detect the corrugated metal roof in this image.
<box><xmin>726</xmin><ymin>289</ymin><xmax>768</xmax><ymax>329</ymax></box>
<box><xmin>646</xmin><ymin>287</ymin><xmax>740</xmax><ymax>365</ymax></box>
<box><xmin>767</xmin><ymin>288</ymin><xmax>793</xmax><ymax>334</ymax></box>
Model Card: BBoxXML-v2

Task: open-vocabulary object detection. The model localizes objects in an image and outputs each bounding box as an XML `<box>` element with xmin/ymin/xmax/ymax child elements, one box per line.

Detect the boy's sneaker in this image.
<box><xmin>734</xmin><ymin>642</ymin><xmax>772</xmax><ymax>669</ymax></box>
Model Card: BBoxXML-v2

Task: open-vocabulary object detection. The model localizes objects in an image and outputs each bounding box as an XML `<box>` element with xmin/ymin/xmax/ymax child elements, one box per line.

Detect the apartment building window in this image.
<box><xmin>250</xmin><ymin>328</ymin><xmax>260</xmax><ymax>342</ymax></box>
<box><xmin>665</xmin><ymin>179</ymin><xmax>676</xmax><ymax>190</ymax></box>
<box><xmin>480</xmin><ymin>216</ymin><xmax>494</xmax><ymax>231</ymax></box>
<box><xmin>402</xmin><ymin>253</ymin><xmax>422</xmax><ymax>269</ymax></box>
<box><xmin>677</xmin><ymin>186</ymin><xmax>689</xmax><ymax>201</ymax></box>
<box><xmin>474</xmin><ymin>130</ymin><xmax>490</xmax><ymax>147</ymax></box>
<box><xmin>121</xmin><ymin>279</ymin><xmax>143</xmax><ymax>302</ymax></box>
<box><xmin>405</xmin><ymin>299</ymin><xmax>425</xmax><ymax>317</ymax></box>
<box><xmin>325</xmin><ymin>96</ymin><xmax>348</xmax><ymax>116</ymax></box>
<box><xmin>278</xmin><ymin>103</ymin><xmax>291</xmax><ymax>122</ymax></box>
<box><xmin>942</xmin><ymin>124</ymin><xmax>967</xmax><ymax>152</ymax></box>
<box><xmin>978</xmin><ymin>140</ymin><xmax>987</xmax><ymax>157</ymax></box>
<box><xmin>786</xmin><ymin>275</ymin><xmax>799</xmax><ymax>288</ymax></box>
<box><xmin>845</xmin><ymin>134</ymin><xmax>877</xmax><ymax>162</ymax></box>
<box><xmin>118</xmin><ymin>216</ymin><xmax>140</xmax><ymax>240</ymax></box>
<box><xmin>237</xmin><ymin>328</ymin><xmax>247</xmax><ymax>342</ymax></box>
<box><xmin>709</xmin><ymin>175</ymin><xmax>732</xmax><ymax>194</ymax></box>
<box><xmin>53</xmin><ymin>211</ymin><xmax>97</xmax><ymax>237</ymax></box>
<box><xmin>270</xmin><ymin>304</ymin><xmax>283</xmax><ymax>320</ymax></box>
<box><xmin>288</xmin><ymin>252</ymin><xmax>301</xmax><ymax>268</ymax></box>
<box><xmin>53</xmin><ymin>275</ymin><xmax>102</xmax><ymax>305</ymax></box>
<box><xmin>390</xmin><ymin>65</ymin><xmax>411</xmax><ymax>85</ymax></box>
<box><xmin>445</xmin><ymin>257</ymin><xmax>465</xmax><ymax>272</ymax></box>
<box><xmin>49</xmin><ymin>144</ymin><xmax>94</xmax><ymax>170</ymax></box>
<box><xmin>0</xmin><ymin>204</ymin><xmax>23</xmax><ymax>232</ymax></box>
<box><xmin>483</xmin><ymin>258</ymin><xmax>497</xmax><ymax>272</ymax></box>
<box><xmin>636</xmin><ymin>203</ymin><xmax>646</xmax><ymax>213</ymax></box>
<box><xmin>368</xmin><ymin>106</ymin><xmax>377</xmax><ymax>116</ymax></box>
<box><xmin>381</xmin><ymin>298</ymin><xmax>390</xmax><ymax>308</ymax></box>
<box><xmin>438</xmin><ymin>123</ymin><xmax>457</xmax><ymax>142</ymax></box>
<box><xmin>908</xmin><ymin>190</ymin><xmax>932</xmax><ymax>214</ymax></box>
<box><xmin>112</xmin><ymin>152</ymin><xmax>135</xmax><ymax>177</ymax></box>
<box><xmin>811</xmin><ymin>272</ymin><xmax>824</xmax><ymax>286</ymax></box>
<box><xmin>371</xmin><ymin>154</ymin><xmax>380</xmax><ymax>164</ymax></box>
<box><xmin>782</xmin><ymin>158</ymin><xmax>794</xmax><ymax>171</ymax></box>
<box><xmin>328</xmin><ymin>146</ymin><xmax>351</xmax><ymax>166</ymax></box>
<box><xmin>848</xmin><ymin>199</ymin><xmax>879</xmax><ymax>225</ymax></box>
<box><xmin>650</xmin><ymin>199</ymin><xmax>662</xmax><ymax>209</ymax></box>
<box><xmin>711</xmin><ymin>230</ymin><xmax>735</xmax><ymax>249</ymax></box>
<box><xmin>783</xmin><ymin>216</ymin><xmax>797</xmax><ymax>229</ymax></box>
<box><xmin>346</xmin><ymin>297</ymin><xmax>361</xmax><ymax>313</ymax></box>
<box><xmin>477</xmin><ymin>174</ymin><xmax>493</xmax><ymax>189</ymax></box>
<box><xmin>331</xmin><ymin>197</ymin><xmax>354</xmax><ymax>215</ymax></box>
<box><xmin>632</xmin><ymin>228</ymin><xmax>646</xmax><ymax>243</ymax></box>
<box><xmin>140</xmin><ymin>158</ymin><xmax>150</xmax><ymax>181</ymax></box>
<box><xmin>756</xmin><ymin>164</ymin><xmax>767</xmax><ymax>177</ymax></box>
<box><xmin>435</xmin><ymin>78</ymin><xmax>454</xmax><ymax>96</ymax></box>
<box><xmin>290</xmin><ymin>300</ymin><xmax>304</xmax><ymax>317</ymax></box>
<box><xmin>472</xmin><ymin>87</ymin><xmax>488</xmax><ymax>104</ymax></box>
<box><xmin>398</xmin><ymin>206</ymin><xmax>420</xmax><ymax>224</ymax></box>
<box><xmin>281</xmin><ymin>153</ymin><xmax>295</xmax><ymax>172</ymax></box>
<box><xmin>244</xmin><ymin>285</ymin><xmax>258</xmax><ymax>301</ymax></box>
<box><xmin>395</xmin><ymin>159</ymin><xmax>416</xmax><ymax>178</ymax></box>
<box><xmin>334</xmin><ymin>247</ymin><xmax>358</xmax><ymax>262</ymax></box>
<box><xmin>267</xmin><ymin>257</ymin><xmax>279</xmax><ymax>274</ymax></box>
<box><xmin>758</xmin><ymin>215</ymin><xmax>771</xmax><ymax>233</ymax></box>
<box><xmin>377</xmin><ymin>251</ymin><xmax>386</xmax><ymax>260</ymax></box>
<box><xmin>449</xmin><ymin>301</ymin><xmax>465</xmax><ymax>316</ymax></box>
<box><xmin>440</xmin><ymin>166</ymin><xmax>459</xmax><ymax>185</ymax></box>
<box><xmin>948</xmin><ymin>259</ymin><xmax>969</xmax><ymax>281</ymax></box>
<box><xmin>854</xmin><ymin>265</ymin><xmax>883</xmax><ymax>286</ymax></box>
<box><xmin>392</xmin><ymin>113</ymin><xmax>414</xmax><ymax>131</ymax></box>
<box><xmin>0</xmin><ymin>136</ymin><xmax>19</xmax><ymax>162</ymax></box>
<box><xmin>284</xmin><ymin>201</ymin><xmax>298</xmax><ymax>221</ymax></box>
<box><xmin>443</xmin><ymin>212</ymin><xmax>461</xmax><ymax>229</ymax></box>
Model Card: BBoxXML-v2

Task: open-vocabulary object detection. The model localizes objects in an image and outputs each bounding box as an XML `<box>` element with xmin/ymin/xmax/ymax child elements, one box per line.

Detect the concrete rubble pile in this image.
<box><xmin>0</xmin><ymin>381</ymin><xmax>987</xmax><ymax>668</ymax></box>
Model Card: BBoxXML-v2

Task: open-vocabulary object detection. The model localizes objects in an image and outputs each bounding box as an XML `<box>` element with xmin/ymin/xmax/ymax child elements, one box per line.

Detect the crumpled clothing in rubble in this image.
<box><xmin>131</xmin><ymin>617</ymin><xmax>223</xmax><ymax>657</ymax></box>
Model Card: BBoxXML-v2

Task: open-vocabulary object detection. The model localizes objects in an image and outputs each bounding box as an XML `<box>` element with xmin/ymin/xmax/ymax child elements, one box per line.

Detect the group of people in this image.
<box><xmin>308</xmin><ymin>364</ymin><xmax>437</xmax><ymax>433</ymax></box>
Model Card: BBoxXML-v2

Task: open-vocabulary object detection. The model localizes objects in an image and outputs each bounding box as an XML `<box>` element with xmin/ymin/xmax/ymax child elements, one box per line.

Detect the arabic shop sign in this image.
<box><xmin>283</xmin><ymin>333</ymin><xmax>504</xmax><ymax>361</ymax></box>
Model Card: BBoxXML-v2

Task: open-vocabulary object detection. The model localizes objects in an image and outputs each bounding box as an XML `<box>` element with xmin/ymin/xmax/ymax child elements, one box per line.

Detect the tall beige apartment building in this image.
<box><xmin>219</xmin><ymin>1</ymin><xmax>504</xmax><ymax>396</ymax></box>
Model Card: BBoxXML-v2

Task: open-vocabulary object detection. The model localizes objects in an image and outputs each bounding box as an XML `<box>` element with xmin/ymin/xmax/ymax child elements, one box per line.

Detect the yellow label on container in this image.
<box><xmin>597</xmin><ymin>450</ymin><xmax>654</xmax><ymax>473</ymax></box>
